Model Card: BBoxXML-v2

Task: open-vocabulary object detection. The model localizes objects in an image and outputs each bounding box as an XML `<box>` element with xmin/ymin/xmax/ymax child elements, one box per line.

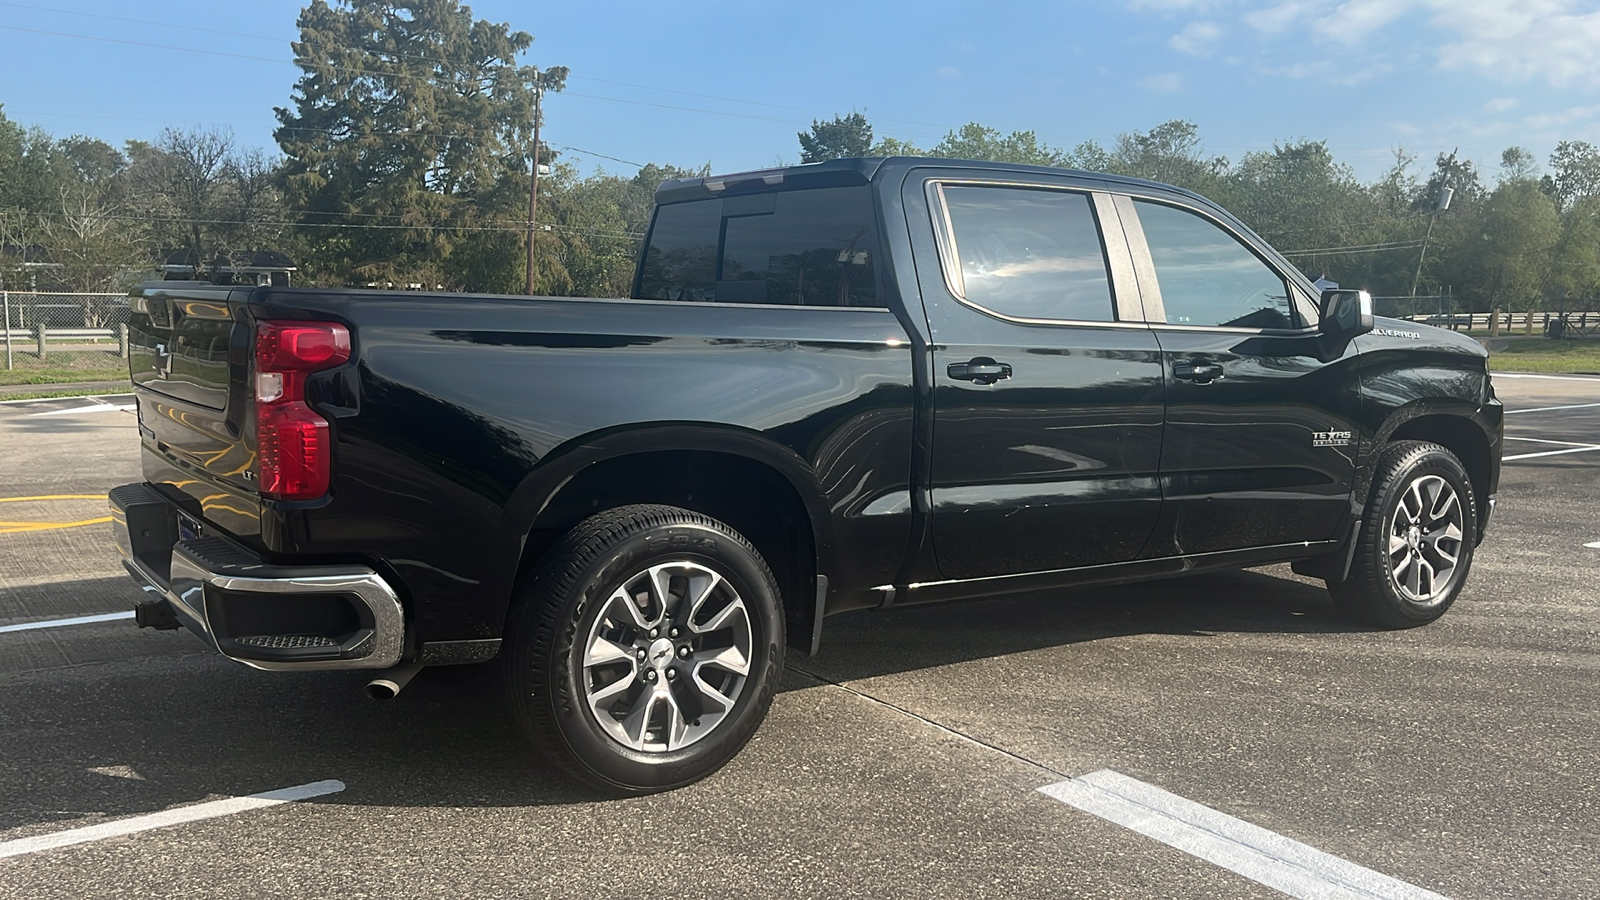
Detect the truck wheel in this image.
<box><xmin>1328</xmin><ymin>440</ymin><xmax>1478</xmax><ymax>629</ymax></box>
<box><xmin>503</xmin><ymin>504</ymin><xmax>785</xmax><ymax>794</ymax></box>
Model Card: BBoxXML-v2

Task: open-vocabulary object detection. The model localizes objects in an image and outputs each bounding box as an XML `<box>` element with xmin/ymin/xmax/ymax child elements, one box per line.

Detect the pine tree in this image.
<box><xmin>274</xmin><ymin>0</ymin><xmax>565</xmax><ymax>289</ymax></box>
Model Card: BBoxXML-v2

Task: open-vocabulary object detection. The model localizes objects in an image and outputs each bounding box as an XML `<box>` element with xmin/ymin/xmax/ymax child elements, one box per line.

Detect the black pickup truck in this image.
<box><xmin>111</xmin><ymin>157</ymin><xmax>1502</xmax><ymax>793</ymax></box>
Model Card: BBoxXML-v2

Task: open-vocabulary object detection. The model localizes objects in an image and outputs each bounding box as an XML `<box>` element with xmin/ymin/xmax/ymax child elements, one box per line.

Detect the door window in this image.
<box><xmin>937</xmin><ymin>185</ymin><xmax>1115</xmax><ymax>322</ymax></box>
<box><xmin>1133</xmin><ymin>200</ymin><xmax>1294</xmax><ymax>329</ymax></box>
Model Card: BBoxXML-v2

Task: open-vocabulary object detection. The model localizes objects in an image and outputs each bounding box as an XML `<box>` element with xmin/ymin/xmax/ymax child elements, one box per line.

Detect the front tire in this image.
<box><xmin>1329</xmin><ymin>440</ymin><xmax>1478</xmax><ymax>629</ymax></box>
<box><xmin>503</xmin><ymin>504</ymin><xmax>785</xmax><ymax>794</ymax></box>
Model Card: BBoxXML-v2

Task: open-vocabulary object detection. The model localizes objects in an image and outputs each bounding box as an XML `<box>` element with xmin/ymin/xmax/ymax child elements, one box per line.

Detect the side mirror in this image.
<box><xmin>1319</xmin><ymin>289</ymin><xmax>1374</xmax><ymax>339</ymax></box>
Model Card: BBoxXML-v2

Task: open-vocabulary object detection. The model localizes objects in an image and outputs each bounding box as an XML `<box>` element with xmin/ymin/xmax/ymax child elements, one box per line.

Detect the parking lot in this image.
<box><xmin>1</xmin><ymin>375</ymin><xmax>1596</xmax><ymax>899</ymax></box>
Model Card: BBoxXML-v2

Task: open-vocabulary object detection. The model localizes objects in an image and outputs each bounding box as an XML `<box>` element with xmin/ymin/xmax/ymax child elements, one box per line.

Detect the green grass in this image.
<box><xmin>0</xmin><ymin>352</ymin><xmax>129</xmax><ymax>386</ymax></box>
<box><xmin>1487</xmin><ymin>336</ymin><xmax>1600</xmax><ymax>374</ymax></box>
<box><xmin>0</xmin><ymin>387</ymin><xmax>131</xmax><ymax>401</ymax></box>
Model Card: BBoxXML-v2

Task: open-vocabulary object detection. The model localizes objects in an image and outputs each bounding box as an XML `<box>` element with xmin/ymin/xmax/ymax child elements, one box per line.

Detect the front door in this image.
<box><xmin>1115</xmin><ymin>195</ymin><xmax>1360</xmax><ymax>557</ymax></box>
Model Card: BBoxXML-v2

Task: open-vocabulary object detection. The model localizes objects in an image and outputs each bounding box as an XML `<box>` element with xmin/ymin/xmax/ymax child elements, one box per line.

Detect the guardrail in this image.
<box><xmin>0</xmin><ymin>325</ymin><xmax>129</xmax><ymax>359</ymax></box>
<box><xmin>3</xmin><ymin>292</ymin><xmax>131</xmax><ymax>371</ymax></box>
<box><xmin>1402</xmin><ymin>312</ymin><xmax>1600</xmax><ymax>334</ymax></box>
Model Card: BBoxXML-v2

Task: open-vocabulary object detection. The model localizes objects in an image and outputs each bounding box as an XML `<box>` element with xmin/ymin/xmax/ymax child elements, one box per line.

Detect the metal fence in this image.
<box><xmin>1398</xmin><ymin>310</ymin><xmax>1600</xmax><ymax>336</ymax></box>
<box><xmin>1</xmin><ymin>292</ymin><xmax>131</xmax><ymax>380</ymax></box>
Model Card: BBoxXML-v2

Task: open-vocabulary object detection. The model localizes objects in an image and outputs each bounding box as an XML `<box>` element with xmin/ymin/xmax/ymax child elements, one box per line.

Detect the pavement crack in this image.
<box><xmin>785</xmin><ymin>662</ymin><xmax>1074</xmax><ymax>782</ymax></box>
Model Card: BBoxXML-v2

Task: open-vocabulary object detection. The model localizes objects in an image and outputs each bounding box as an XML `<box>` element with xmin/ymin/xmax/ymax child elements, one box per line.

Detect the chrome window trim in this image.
<box><xmin>922</xmin><ymin>178</ymin><xmax>1138</xmax><ymax>329</ymax></box>
<box><xmin>1111</xmin><ymin>195</ymin><xmax>1166</xmax><ymax>324</ymax></box>
<box><xmin>1092</xmin><ymin>192</ymin><xmax>1146</xmax><ymax>323</ymax></box>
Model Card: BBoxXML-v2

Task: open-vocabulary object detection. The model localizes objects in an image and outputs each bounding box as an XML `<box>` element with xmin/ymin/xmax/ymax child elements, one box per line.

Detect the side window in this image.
<box><xmin>1133</xmin><ymin>199</ymin><xmax>1293</xmax><ymax>329</ymax></box>
<box><xmin>635</xmin><ymin>187</ymin><xmax>882</xmax><ymax>307</ymax></box>
<box><xmin>636</xmin><ymin>200</ymin><xmax>720</xmax><ymax>301</ymax></box>
<box><xmin>938</xmin><ymin>185</ymin><xmax>1115</xmax><ymax>322</ymax></box>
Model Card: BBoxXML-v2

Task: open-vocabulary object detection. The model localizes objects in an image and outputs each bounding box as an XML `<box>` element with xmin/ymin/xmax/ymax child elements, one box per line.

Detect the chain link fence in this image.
<box><xmin>1</xmin><ymin>292</ymin><xmax>132</xmax><ymax>385</ymax></box>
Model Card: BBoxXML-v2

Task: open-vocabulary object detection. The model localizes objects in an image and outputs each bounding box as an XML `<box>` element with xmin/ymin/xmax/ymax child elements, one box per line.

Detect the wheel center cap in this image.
<box><xmin>1408</xmin><ymin>525</ymin><xmax>1421</xmax><ymax>548</ymax></box>
<box><xmin>647</xmin><ymin>637</ymin><xmax>675</xmax><ymax>670</ymax></box>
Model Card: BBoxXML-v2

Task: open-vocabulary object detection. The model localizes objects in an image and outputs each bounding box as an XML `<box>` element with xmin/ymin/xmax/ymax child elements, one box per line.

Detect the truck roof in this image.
<box><xmin>653</xmin><ymin>156</ymin><xmax>1212</xmax><ymax>208</ymax></box>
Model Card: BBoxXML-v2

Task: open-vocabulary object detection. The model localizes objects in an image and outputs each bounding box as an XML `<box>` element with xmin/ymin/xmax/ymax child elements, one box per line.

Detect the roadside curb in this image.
<box><xmin>0</xmin><ymin>381</ymin><xmax>131</xmax><ymax>399</ymax></box>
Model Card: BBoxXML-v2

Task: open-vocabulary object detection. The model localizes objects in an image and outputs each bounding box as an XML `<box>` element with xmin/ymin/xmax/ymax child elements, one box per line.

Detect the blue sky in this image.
<box><xmin>3</xmin><ymin>0</ymin><xmax>1600</xmax><ymax>185</ymax></box>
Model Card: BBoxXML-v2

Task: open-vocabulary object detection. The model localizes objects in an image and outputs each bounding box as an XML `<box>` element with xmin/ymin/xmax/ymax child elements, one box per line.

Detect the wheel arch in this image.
<box><xmin>502</xmin><ymin>425</ymin><xmax>829</xmax><ymax>654</ymax></box>
<box><xmin>1385</xmin><ymin>412</ymin><xmax>1493</xmax><ymax>530</ymax></box>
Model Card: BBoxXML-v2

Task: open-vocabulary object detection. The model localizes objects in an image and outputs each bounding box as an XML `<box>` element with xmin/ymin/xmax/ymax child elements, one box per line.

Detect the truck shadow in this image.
<box><xmin>801</xmin><ymin>566</ymin><xmax>1350</xmax><ymax>685</ymax></box>
<box><xmin>0</xmin><ymin>567</ymin><xmax>1352</xmax><ymax>825</ymax></box>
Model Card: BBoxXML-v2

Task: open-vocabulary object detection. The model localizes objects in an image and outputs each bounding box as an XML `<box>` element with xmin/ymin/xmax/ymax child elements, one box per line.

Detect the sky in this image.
<box><xmin>3</xmin><ymin>0</ymin><xmax>1600</xmax><ymax>186</ymax></box>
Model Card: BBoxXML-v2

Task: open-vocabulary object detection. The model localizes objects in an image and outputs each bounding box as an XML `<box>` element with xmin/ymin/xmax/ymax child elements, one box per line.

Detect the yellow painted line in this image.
<box><xmin>0</xmin><ymin>494</ymin><xmax>110</xmax><ymax>503</ymax></box>
<box><xmin>0</xmin><ymin>516</ymin><xmax>114</xmax><ymax>535</ymax></box>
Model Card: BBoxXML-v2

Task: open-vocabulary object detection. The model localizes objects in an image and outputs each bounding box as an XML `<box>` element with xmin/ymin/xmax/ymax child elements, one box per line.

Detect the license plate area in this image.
<box><xmin>178</xmin><ymin>512</ymin><xmax>203</xmax><ymax>542</ymax></box>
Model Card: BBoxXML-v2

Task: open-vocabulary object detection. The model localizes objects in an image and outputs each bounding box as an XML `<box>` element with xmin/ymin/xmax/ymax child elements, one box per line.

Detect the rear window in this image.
<box><xmin>937</xmin><ymin>185</ymin><xmax>1115</xmax><ymax>322</ymax></box>
<box><xmin>636</xmin><ymin>187</ymin><xmax>882</xmax><ymax>307</ymax></box>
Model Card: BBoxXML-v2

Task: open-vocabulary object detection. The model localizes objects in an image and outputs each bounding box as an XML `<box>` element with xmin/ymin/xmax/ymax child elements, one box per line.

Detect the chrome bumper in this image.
<box><xmin>110</xmin><ymin>483</ymin><xmax>405</xmax><ymax>672</ymax></box>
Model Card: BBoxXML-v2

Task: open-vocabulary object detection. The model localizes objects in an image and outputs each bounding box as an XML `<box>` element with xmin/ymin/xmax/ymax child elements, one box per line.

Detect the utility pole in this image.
<box><xmin>1410</xmin><ymin>183</ymin><xmax>1454</xmax><ymax>299</ymax></box>
<box><xmin>525</xmin><ymin>70</ymin><xmax>542</xmax><ymax>296</ymax></box>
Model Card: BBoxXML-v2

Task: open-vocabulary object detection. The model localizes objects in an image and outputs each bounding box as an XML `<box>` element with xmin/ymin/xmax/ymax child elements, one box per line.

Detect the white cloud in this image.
<box><xmin>1135</xmin><ymin>0</ymin><xmax>1600</xmax><ymax>88</ymax></box>
<box><xmin>1169</xmin><ymin>20</ymin><xmax>1224</xmax><ymax>56</ymax></box>
<box><xmin>1433</xmin><ymin>1</ymin><xmax>1600</xmax><ymax>88</ymax></box>
<box><xmin>1483</xmin><ymin>97</ymin><xmax>1518</xmax><ymax>113</ymax></box>
<box><xmin>1523</xmin><ymin>103</ymin><xmax>1600</xmax><ymax>130</ymax></box>
<box><xmin>936</xmin><ymin>66</ymin><xmax>962</xmax><ymax>79</ymax></box>
<box><xmin>1244</xmin><ymin>0</ymin><xmax>1321</xmax><ymax>33</ymax></box>
<box><xmin>1315</xmin><ymin>0</ymin><xmax>1411</xmax><ymax>44</ymax></box>
<box><xmin>1138</xmin><ymin>72</ymin><xmax>1186</xmax><ymax>91</ymax></box>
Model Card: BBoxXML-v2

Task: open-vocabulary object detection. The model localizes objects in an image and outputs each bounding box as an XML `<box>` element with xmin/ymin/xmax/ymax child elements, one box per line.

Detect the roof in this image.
<box><xmin>653</xmin><ymin>156</ymin><xmax>1212</xmax><ymax>208</ymax></box>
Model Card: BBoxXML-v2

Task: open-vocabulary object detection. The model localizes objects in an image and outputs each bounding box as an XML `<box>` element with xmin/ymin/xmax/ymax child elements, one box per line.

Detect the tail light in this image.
<box><xmin>253</xmin><ymin>321</ymin><xmax>350</xmax><ymax>501</ymax></box>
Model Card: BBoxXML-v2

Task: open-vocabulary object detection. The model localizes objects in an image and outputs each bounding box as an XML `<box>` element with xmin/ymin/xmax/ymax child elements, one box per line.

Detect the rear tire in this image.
<box><xmin>1328</xmin><ymin>440</ymin><xmax>1478</xmax><ymax>629</ymax></box>
<box><xmin>503</xmin><ymin>504</ymin><xmax>785</xmax><ymax>795</ymax></box>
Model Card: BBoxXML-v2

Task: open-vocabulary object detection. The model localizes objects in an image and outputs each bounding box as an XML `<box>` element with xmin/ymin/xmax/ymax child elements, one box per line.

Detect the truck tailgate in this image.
<box><xmin>128</xmin><ymin>284</ymin><xmax>262</xmax><ymax>539</ymax></box>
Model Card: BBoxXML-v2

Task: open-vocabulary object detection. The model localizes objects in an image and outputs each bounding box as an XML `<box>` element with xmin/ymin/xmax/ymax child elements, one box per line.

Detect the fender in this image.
<box><xmin>500</xmin><ymin>421</ymin><xmax>835</xmax><ymax>573</ymax></box>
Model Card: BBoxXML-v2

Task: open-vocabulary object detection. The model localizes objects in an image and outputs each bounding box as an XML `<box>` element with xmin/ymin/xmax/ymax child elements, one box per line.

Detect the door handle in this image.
<box><xmin>1173</xmin><ymin>361</ymin><xmax>1224</xmax><ymax>384</ymax></box>
<box><xmin>947</xmin><ymin>357</ymin><xmax>1012</xmax><ymax>385</ymax></box>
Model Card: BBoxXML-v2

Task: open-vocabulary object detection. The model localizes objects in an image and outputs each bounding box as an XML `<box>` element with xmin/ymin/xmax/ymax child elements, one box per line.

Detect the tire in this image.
<box><xmin>502</xmin><ymin>504</ymin><xmax>785</xmax><ymax>794</ymax></box>
<box><xmin>1328</xmin><ymin>440</ymin><xmax>1478</xmax><ymax>629</ymax></box>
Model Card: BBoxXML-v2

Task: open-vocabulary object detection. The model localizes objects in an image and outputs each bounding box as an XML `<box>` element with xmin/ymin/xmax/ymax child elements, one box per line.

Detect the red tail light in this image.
<box><xmin>253</xmin><ymin>321</ymin><xmax>350</xmax><ymax>501</ymax></box>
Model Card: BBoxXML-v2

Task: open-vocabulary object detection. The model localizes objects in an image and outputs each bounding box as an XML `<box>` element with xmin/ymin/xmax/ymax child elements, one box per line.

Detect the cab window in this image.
<box><xmin>1134</xmin><ymin>200</ymin><xmax>1294</xmax><ymax>329</ymax></box>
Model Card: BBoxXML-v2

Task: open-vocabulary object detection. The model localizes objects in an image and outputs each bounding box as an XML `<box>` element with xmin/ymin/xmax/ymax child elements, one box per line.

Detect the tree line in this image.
<box><xmin>2</xmin><ymin>0</ymin><xmax>1598</xmax><ymax>319</ymax></box>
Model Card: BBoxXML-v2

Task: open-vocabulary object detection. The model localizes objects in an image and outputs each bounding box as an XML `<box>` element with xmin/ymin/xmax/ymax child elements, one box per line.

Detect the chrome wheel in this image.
<box><xmin>581</xmin><ymin>561</ymin><xmax>753</xmax><ymax>753</ymax></box>
<box><xmin>1386</xmin><ymin>473</ymin><xmax>1465</xmax><ymax>605</ymax></box>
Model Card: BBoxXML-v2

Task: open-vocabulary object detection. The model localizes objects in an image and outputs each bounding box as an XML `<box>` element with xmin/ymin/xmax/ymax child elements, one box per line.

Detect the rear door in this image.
<box><xmin>903</xmin><ymin>172</ymin><xmax>1166</xmax><ymax>580</ymax></box>
<box><xmin>1113</xmin><ymin>194</ymin><xmax>1360</xmax><ymax>557</ymax></box>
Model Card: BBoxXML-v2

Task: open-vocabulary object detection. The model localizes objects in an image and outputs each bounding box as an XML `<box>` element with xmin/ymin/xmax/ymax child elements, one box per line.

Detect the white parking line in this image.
<box><xmin>1502</xmin><ymin>436</ymin><xmax>1600</xmax><ymax>462</ymax></box>
<box><xmin>1492</xmin><ymin>372</ymin><xmax>1600</xmax><ymax>381</ymax></box>
<box><xmin>1504</xmin><ymin>402</ymin><xmax>1600</xmax><ymax>414</ymax></box>
<box><xmin>0</xmin><ymin>394</ymin><xmax>134</xmax><ymax>405</ymax></box>
<box><xmin>1040</xmin><ymin>770</ymin><xmax>1449</xmax><ymax>900</ymax></box>
<box><xmin>28</xmin><ymin>402</ymin><xmax>136</xmax><ymax>417</ymax></box>
<box><xmin>1584</xmin><ymin>541</ymin><xmax>1600</xmax><ymax>549</ymax></box>
<box><xmin>0</xmin><ymin>611</ymin><xmax>136</xmax><ymax>634</ymax></box>
<box><xmin>0</xmin><ymin>779</ymin><xmax>346</xmax><ymax>859</ymax></box>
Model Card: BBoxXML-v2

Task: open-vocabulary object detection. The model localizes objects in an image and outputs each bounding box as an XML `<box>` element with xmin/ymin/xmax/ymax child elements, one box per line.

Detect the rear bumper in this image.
<box><xmin>109</xmin><ymin>483</ymin><xmax>405</xmax><ymax>671</ymax></box>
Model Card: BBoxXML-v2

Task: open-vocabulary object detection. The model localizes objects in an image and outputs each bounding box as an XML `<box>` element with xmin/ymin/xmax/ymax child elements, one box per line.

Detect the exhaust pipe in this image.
<box><xmin>364</xmin><ymin>661</ymin><xmax>423</xmax><ymax>701</ymax></box>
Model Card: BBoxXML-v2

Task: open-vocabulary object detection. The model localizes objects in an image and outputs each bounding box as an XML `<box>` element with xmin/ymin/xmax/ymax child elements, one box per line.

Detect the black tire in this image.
<box><xmin>502</xmin><ymin>504</ymin><xmax>785</xmax><ymax>794</ymax></box>
<box><xmin>1329</xmin><ymin>440</ymin><xmax>1478</xmax><ymax>629</ymax></box>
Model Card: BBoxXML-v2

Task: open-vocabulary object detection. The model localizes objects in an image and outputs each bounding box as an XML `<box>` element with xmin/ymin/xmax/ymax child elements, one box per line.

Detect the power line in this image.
<box><xmin>554</xmin><ymin>145</ymin><xmax>647</xmax><ymax>169</ymax></box>
<box><xmin>1282</xmin><ymin>241</ymin><xmax>1426</xmax><ymax>257</ymax></box>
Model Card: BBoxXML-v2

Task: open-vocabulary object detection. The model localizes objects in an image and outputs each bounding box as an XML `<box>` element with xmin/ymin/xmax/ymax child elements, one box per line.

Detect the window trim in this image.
<box><xmin>924</xmin><ymin>179</ymin><xmax>1149</xmax><ymax>329</ymax></box>
<box><xmin>1114</xmin><ymin>193</ymin><xmax>1317</xmax><ymax>335</ymax></box>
